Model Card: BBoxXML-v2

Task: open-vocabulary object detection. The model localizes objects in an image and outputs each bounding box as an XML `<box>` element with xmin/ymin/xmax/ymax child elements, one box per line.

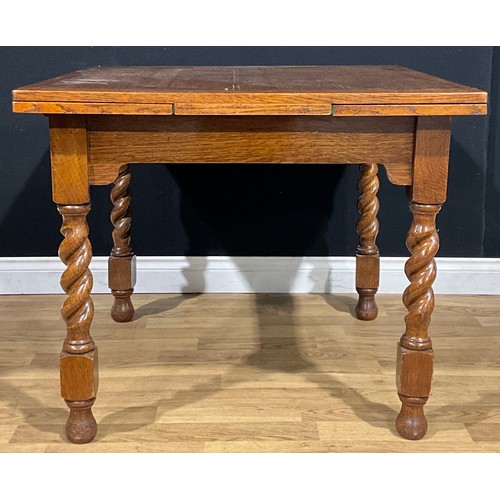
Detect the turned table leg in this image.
<box><xmin>355</xmin><ymin>163</ymin><xmax>380</xmax><ymax>321</ymax></box>
<box><xmin>58</xmin><ymin>204</ymin><xmax>98</xmax><ymax>444</ymax></box>
<box><xmin>396</xmin><ymin>202</ymin><xmax>441</xmax><ymax>440</ymax></box>
<box><xmin>109</xmin><ymin>165</ymin><xmax>136</xmax><ymax>322</ymax></box>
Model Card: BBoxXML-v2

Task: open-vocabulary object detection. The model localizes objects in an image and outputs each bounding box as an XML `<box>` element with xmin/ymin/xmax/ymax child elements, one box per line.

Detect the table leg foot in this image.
<box><xmin>355</xmin><ymin>163</ymin><xmax>380</xmax><ymax>321</ymax></box>
<box><xmin>355</xmin><ymin>287</ymin><xmax>378</xmax><ymax>320</ymax></box>
<box><xmin>111</xmin><ymin>289</ymin><xmax>135</xmax><ymax>322</ymax></box>
<box><xmin>396</xmin><ymin>395</ymin><xmax>428</xmax><ymax>440</ymax></box>
<box><xmin>109</xmin><ymin>165</ymin><xmax>136</xmax><ymax>323</ymax></box>
<box><xmin>65</xmin><ymin>398</ymin><xmax>97</xmax><ymax>444</ymax></box>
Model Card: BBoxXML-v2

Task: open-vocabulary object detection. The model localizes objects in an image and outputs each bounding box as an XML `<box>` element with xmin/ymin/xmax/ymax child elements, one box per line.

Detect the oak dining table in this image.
<box><xmin>12</xmin><ymin>65</ymin><xmax>488</xmax><ymax>444</ymax></box>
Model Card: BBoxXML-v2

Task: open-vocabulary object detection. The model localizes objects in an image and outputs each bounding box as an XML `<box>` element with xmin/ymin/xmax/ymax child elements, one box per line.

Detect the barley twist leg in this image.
<box><xmin>109</xmin><ymin>165</ymin><xmax>136</xmax><ymax>322</ymax></box>
<box><xmin>58</xmin><ymin>204</ymin><xmax>98</xmax><ymax>444</ymax></box>
<box><xmin>355</xmin><ymin>163</ymin><xmax>380</xmax><ymax>321</ymax></box>
<box><xmin>396</xmin><ymin>202</ymin><xmax>441</xmax><ymax>440</ymax></box>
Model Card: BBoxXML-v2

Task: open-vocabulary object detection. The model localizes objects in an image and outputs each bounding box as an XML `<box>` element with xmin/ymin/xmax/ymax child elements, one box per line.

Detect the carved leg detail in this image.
<box><xmin>355</xmin><ymin>163</ymin><xmax>380</xmax><ymax>321</ymax></box>
<box><xmin>58</xmin><ymin>204</ymin><xmax>98</xmax><ymax>444</ymax></box>
<box><xmin>396</xmin><ymin>202</ymin><xmax>441</xmax><ymax>440</ymax></box>
<box><xmin>109</xmin><ymin>165</ymin><xmax>136</xmax><ymax>322</ymax></box>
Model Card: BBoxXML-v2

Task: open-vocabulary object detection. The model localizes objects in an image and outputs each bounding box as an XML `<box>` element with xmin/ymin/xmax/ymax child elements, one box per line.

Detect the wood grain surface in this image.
<box><xmin>49</xmin><ymin>116</ymin><xmax>89</xmax><ymax>204</ymax></box>
<box><xmin>411</xmin><ymin>116</ymin><xmax>452</xmax><ymax>204</ymax></box>
<box><xmin>87</xmin><ymin>115</ymin><xmax>416</xmax><ymax>186</ymax></box>
<box><xmin>12</xmin><ymin>66</ymin><xmax>488</xmax><ymax>116</ymax></box>
<box><xmin>1</xmin><ymin>293</ymin><xmax>500</xmax><ymax>452</ymax></box>
<box><xmin>13</xmin><ymin>101</ymin><xmax>174</xmax><ymax>115</ymax></box>
<box><xmin>332</xmin><ymin>104</ymin><xmax>487</xmax><ymax>116</ymax></box>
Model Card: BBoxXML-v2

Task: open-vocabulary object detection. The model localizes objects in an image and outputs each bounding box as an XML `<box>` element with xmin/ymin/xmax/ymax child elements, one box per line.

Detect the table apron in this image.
<box><xmin>85</xmin><ymin>115</ymin><xmax>416</xmax><ymax>186</ymax></box>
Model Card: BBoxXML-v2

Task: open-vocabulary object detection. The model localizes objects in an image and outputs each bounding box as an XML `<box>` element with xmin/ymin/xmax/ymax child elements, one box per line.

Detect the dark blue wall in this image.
<box><xmin>0</xmin><ymin>47</ymin><xmax>495</xmax><ymax>257</ymax></box>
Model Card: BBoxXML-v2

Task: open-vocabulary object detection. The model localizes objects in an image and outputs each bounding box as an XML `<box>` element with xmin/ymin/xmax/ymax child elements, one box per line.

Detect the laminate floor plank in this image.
<box><xmin>1</xmin><ymin>293</ymin><xmax>499</xmax><ymax>452</ymax></box>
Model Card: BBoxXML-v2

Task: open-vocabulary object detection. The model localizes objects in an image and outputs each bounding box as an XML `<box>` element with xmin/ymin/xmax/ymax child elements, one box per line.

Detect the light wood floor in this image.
<box><xmin>1</xmin><ymin>293</ymin><xmax>500</xmax><ymax>452</ymax></box>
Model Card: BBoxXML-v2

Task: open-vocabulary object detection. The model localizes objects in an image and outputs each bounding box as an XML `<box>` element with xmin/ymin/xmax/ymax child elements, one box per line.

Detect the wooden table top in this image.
<box><xmin>12</xmin><ymin>65</ymin><xmax>488</xmax><ymax>116</ymax></box>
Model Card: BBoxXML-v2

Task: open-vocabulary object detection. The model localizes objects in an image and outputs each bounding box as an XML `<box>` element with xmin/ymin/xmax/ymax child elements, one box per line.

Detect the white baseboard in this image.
<box><xmin>0</xmin><ymin>256</ymin><xmax>499</xmax><ymax>295</ymax></box>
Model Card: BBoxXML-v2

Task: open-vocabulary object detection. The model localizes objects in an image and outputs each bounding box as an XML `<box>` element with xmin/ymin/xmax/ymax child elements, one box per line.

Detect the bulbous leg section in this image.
<box><xmin>111</xmin><ymin>289</ymin><xmax>135</xmax><ymax>322</ymax></box>
<box><xmin>355</xmin><ymin>288</ymin><xmax>378</xmax><ymax>321</ymax></box>
<box><xmin>396</xmin><ymin>395</ymin><xmax>428</xmax><ymax>440</ymax></box>
<box><xmin>65</xmin><ymin>399</ymin><xmax>97</xmax><ymax>444</ymax></box>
